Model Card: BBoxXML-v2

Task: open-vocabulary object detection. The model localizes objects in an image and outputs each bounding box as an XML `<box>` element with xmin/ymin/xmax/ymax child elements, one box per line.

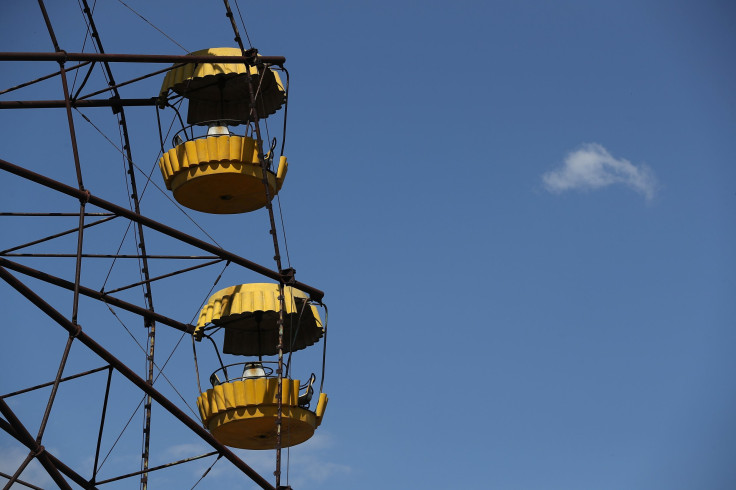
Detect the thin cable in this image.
<box><xmin>318</xmin><ymin>303</ymin><xmax>328</xmax><ymax>393</ymax></box>
<box><xmin>99</xmin><ymin>219</ymin><xmax>134</xmax><ymax>291</ymax></box>
<box><xmin>167</xmin><ymin>100</ymin><xmax>192</xmax><ymax>142</ymax></box>
<box><xmin>0</xmin><ymin>61</ymin><xmax>91</xmax><ymax>96</ymax></box>
<box><xmin>192</xmin><ymin>336</ymin><xmax>202</xmax><ymax>395</ymax></box>
<box><xmin>274</xmin><ymin>67</ymin><xmax>292</xmax><ymax>267</ymax></box>
<box><xmin>72</xmin><ymin>0</ymin><xmax>95</xmax><ymax>92</ymax></box>
<box><xmin>285</xmin><ymin>298</ymin><xmax>310</xmax><ymax>376</ymax></box>
<box><xmin>189</xmin><ymin>261</ymin><xmax>230</xmax><ymax>324</ymax></box>
<box><xmin>84</xmin><ymin>105</ymin><xmax>216</xmax><ymax>245</ymax></box>
<box><xmin>275</xmin><ymin>196</ymin><xmax>291</xmax><ymax>268</ymax></box>
<box><xmin>75</xmin><ymin>108</ymin><xmax>224</xmax><ymax>248</ymax></box>
<box><xmin>104</xmin><ymin>304</ymin><xmax>199</xmax><ymax>418</ymax></box>
<box><xmin>189</xmin><ymin>260</ymin><xmax>230</xmax><ymax>395</ymax></box>
<box><xmin>189</xmin><ymin>455</ymin><xmax>222</xmax><ymax>489</ymax></box>
<box><xmin>73</xmin><ymin>107</ymin><xmax>137</xmax><ymax>291</ymax></box>
<box><xmin>233</xmin><ymin>0</ymin><xmax>253</xmax><ymax>48</ymax></box>
<box><xmin>153</xmin><ymin>332</ymin><xmax>188</xmax><ymax>386</ymax></box>
<box><xmin>97</xmin><ymin>395</ymin><xmax>145</xmax><ymax>471</ymax></box>
<box><xmin>203</xmin><ymin>334</ymin><xmax>228</xmax><ymax>380</ymax></box>
<box><xmin>115</xmin><ymin>0</ymin><xmax>188</xmax><ymax>52</ymax></box>
<box><xmin>278</xmin><ymin>68</ymin><xmax>290</xmax><ymax>156</ymax></box>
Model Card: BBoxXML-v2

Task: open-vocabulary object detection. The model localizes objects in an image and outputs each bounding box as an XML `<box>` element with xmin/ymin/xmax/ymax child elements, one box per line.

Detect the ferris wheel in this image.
<box><xmin>0</xmin><ymin>2</ymin><xmax>328</xmax><ymax>489</ymax></box>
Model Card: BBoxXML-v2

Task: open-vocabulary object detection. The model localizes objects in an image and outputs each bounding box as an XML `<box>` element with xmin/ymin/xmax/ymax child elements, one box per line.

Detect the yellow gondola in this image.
<box><xmin>194</xmin><ymin>283</ymin><xmax>328</xmax><ymax>449</ymax></box>
<box><xmin>157</xmin><ymin>47</ymin><xmax>288</xmax><ymax>213</ymax></box>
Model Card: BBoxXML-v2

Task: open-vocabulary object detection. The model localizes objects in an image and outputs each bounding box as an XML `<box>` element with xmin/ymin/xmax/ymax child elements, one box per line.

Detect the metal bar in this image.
<box><xmin>0</xmin><ymin>215</ymin><xmax>116</xmax><ymax>254</ymax></box>
<box><xmin>71</xmin><ymin>61</ymin><xmax>97</xmax><ymax>101</ymax></box>
<box><xmin>0</xmin><ymin>52</ymin><xmax>286</xmax><ymax>65</ymax></box>
<box><xmin>76</xmin><ymin>63</ymin><xmax>187</xmax><ymax>101</ymax></box>
<box><xmin>0</xmin><ymin>254</ymin><xmax>219</xmax><ymax>259</ymax></box>
<box><xmin>34</xmin><ymin>0</ymin><xmax>88</xmax><ymax>448</ymax></box>
<box><xmin>0</xmin><ymin>418</ymin><xmax>98</xmax><ymax>490</ymax></box>
<box><xmin>95</xmin><ymin>451</ymin><xmax>219</xmax><ymax>485</ymax></box>
<box><xmin>0</xmin><ymin>257</ymin><xmax>194</xmax><ymax>334</ymax></box>
<box><xmin>37</xmin><ymin>0</ymin><xmax>61</xmax><ymax>51</ymax></box>
<box><xmin>0</xmin><ymin>397</ymin><xmax>73</xmax><ymax>490</ymax></box>
<box><xmin>0</xmin><ymin>98</ymin><xmax>158</xmax><ymax>109</ymax></box>
<box><xmin>78</xmin><ymin>5</ymin><xmax>160</xmax><ymax>482</ymax></box>
<box><xmin>0</xmin><ymin>471</ymin><xmax>43</xmax><ymax>490</ymax></box>
<box><xmin>0</xmin><ymin>61</ymin><xmax>90</xmax><ymax>96</ymax></box>
<box><xmin>38</xmin><ymin>0</ymin><xmax>89</xmax><ymax>341</ymax></box>
<box><xmin>92</xmin><ymin>367</ymin><xmax>113</xmax><ymax>483</ymax></box>
<box><xmin>104</xmin><ymin>259</ymin><xmax>223</xmax><ymax>295</ymax></box>
<box><xmin>0</xmin><ymin>267</ymin><xmax>277</xmax><ymax>490</ymax></box>
<box><xmin>0</xmin><ymin>212</ymin><xmax>114</xmax><ymax>216</ymax></box>
<box><xmin>221</xmin><ymin>4</ymin><xmax>287</xmax><ymax>483</ymax></box>
<box><xmin>70</xmin><ymin>203</ymin><xmax>86</xmax><ymax>324</ymax></box>
<box><xmin>0</xmin><ymin>158</ymin><xmax>325</xmax><ymax>301</ymax></box>
<box><xmin>35</xmin><ymin>335</ymin><xmax>74</xmax><ymax>441</ymax></box>
<box><xmin>1</xmin><ymin>365</ymin><xmax>109</xmax><ymax>398</ymax></box>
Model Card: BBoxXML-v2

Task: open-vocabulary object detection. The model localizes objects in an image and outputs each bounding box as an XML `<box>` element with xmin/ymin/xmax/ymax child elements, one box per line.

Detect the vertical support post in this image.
<box><xmin>77</xmin><ymin>4</ymin><xmax>158</xmax><ymax>486</ymax></box>
<box><xmin>0</xmin><ymin>266</ymin><xmax>276</xmax><ymax>490</ymax></box>
<box><xmin>221</xmin><ymin>1</ymin><xmax>289</xmax><ymax>486</ymax></box>
<box><xmin>35</xmin><ymin>0</ymin><xmax>88</xmax><ymax>453</ymax></box>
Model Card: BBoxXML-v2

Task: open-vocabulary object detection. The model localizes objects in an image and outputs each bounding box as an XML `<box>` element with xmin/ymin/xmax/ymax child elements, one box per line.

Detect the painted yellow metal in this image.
<box><xmin>158</xmin><ymin>135</ymin><xmax>287</xmax><ymax>214</ymax></box>
<box><xmin>315</xmin><ymin>392</ymin><xmax>328</xmax><ymax>425</ymax></box>
<box><xmin>195</xmin><ymin>283</ymin><xmax>323</xmax><ymax>356</ymax></box>
<box><xmin>159</xmin><ymin>47</ymin><xmax>285</xmax><ymax>124</ymax></box>
<box><xmin>196</xmin><ymin>378</ymin><xmax>326</xmax><ymax>449</ymax></box>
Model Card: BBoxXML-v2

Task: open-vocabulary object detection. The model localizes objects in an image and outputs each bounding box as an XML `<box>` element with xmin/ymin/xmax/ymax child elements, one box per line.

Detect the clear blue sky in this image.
<box><xmin>1</xmin><ymin>1</ymin><xmax>735</xmax><ymax>489</ymax></box>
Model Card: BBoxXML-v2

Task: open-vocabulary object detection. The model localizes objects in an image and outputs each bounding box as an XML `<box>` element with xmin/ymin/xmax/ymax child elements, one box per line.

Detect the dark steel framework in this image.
<box><xmin>0</xmin><ymin>2</ymin><xmax>322</xmax><ymax>489</ymax></box>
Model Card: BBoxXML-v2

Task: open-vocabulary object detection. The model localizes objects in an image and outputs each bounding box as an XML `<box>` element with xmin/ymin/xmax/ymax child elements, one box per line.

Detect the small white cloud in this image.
<box><xmin>542</xmin><ymin>143</ymin><xmax>657</xmax><ymax>199</ymax></box>
<box><xmin>0</xmin><ymin>445</ymin><xmax>53</xmax><ymax>488</ymax></box>
<box><xmin>177</xmin><ymin>431</ymin><xmax>352</xmax><ymax>489</ymax></box>
<box><xmin>165</xmin><ymin>442</ymin><xmax>209</xmax><ymax>459</ymax></box>
<box><xmin>283</xmin><ymin>432</ymin><xmax>352</xmax><ymax>488</ymax></box>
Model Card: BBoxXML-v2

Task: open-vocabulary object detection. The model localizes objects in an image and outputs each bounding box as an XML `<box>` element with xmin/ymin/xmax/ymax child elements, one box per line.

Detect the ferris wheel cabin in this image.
<box><xmin>193</xmin><ymin>283</ymin><xmax>328</xmax><ymax>450</ymax></box>
<box><xmin>158</xmin><ymin>47</ymin><xmax>288</xmax><ymax>214</ymax></box>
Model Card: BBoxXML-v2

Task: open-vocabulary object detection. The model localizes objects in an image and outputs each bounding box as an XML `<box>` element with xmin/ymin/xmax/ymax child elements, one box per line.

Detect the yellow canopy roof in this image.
<box><xmin>160</xmin><ymin>47</ymin><xmax>285</xmax><ymax>124</ymax></box>
<box><xmin>195</xmin><ymin>283</ymin><xmax>323</xmax><ymax>356</ymax></box>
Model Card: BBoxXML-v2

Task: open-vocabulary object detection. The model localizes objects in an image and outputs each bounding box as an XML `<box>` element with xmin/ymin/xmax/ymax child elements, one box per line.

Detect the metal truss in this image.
<box><xmin>0</xmin><ymin>1</ymin><xmax>320</xmax><ymax>488</ymax></box>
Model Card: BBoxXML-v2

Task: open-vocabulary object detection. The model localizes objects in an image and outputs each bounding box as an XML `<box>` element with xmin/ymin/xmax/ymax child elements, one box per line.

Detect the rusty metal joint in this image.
<box><xmin>34</xmin><ymin>444</ymin><xmax>46</xmax><ymax>456</ymax></box>
<box><xmin>70</xmin><ymin>322</ymin><xmax>82</xmax><ymax>338</ymax></box>
<box><xmin>79</xmin><ymin>189</ymin><xmax>91</xmax><ymax>204</ymax></box>
<box><xmin>108</xmin><ymin>95</ymin><xmax>122</xmax><ymax>114</ymax></box>
<box><xmin>279</xmin><ymin>267</ymin><xmax>296</xmax><ymax>285</ymax></box>
<box><xmin>244</xmin><ymin>47</ymin><xmax>260</xmax><ymax>65</ymax></box>
<box><xmin>55</xmin><ymin>50</ymin><xmax>68</xmax><ymax>65</ymax></box>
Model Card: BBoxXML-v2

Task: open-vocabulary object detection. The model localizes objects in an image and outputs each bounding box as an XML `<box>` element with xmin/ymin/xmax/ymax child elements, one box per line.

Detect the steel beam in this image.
<box><xmin>0</xmin><ymin>266</ymin><xmax>276</xmax><ymax>490</ymax></box>
<box><xmin>0</xmin><ymin>98</ymin><xmax>157</xmax><ymax>109</ymax></box>
<box><xmin>0</xmin><ymin>399</ymin><xmax>74</xmax><ymax>490</ymax></box>
<box><xmin>0</xmin><ymin>418</ymin><xmax>97</xmax><ymax>490</ymax></box>
<box><xmin>0</xmin><ymin>52</ymin><xmax>286</xmax><ymax>65</ymax></box>
<box><xmin>0</xmin><ymin>158</ymin><xmax>325</xmax><ymax>301</ymax></box>
<box><xmin>0</xmin><ymin>257</ymin><xmax>194</xmax><ymax>334</ymax></box>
